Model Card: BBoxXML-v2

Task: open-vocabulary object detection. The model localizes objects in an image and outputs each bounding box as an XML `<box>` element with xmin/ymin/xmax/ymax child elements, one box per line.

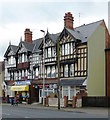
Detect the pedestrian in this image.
<box><xmin>14</xmin><ymin>97</ymin><xmax>18</xmax><ymax>106</ymax></box>
<box><xmin>11</xmin><ymin>97</ymin><xmax>14</xmax><ymax>106</ymax></box>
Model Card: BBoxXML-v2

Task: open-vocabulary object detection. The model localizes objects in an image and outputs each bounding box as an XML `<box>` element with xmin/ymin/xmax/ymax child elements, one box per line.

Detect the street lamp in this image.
<box><xmin>40</xmin><ymin>30</ymin><xmax>45</xmax><ymax>106</ymax></box>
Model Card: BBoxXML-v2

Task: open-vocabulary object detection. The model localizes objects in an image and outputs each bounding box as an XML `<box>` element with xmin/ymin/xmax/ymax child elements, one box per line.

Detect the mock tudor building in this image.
<box><xmin>0</xmin><ymin>61</ymin><xmax>5</xmax><ymax>97</ymax></box>
<box><xmin>4</xmin><ymin>12</ymin><xmax>110</xmax><ymax>103</ymax></box>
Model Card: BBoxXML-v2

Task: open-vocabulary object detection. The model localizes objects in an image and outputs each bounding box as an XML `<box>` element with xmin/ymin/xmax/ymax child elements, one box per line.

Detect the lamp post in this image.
<box><xmin>40</xmin><ymin>30</ymin><xmax>45</xmax><ymax>106</ymax></box>
<box><xmin>57</xmin><ymin>36</ymin><xmax>60</xmax><ymax>109</ymax></box>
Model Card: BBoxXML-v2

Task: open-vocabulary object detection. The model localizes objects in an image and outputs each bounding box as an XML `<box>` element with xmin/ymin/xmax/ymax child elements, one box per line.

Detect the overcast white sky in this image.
<box><xmin>0</xmin><ymin>0</ymin><xmax>109</xmax><ymax>61</ymax></box>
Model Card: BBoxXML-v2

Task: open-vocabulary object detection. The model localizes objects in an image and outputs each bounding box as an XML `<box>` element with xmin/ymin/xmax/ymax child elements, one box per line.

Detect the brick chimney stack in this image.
<box><xmin>24</xmin><ymin>28</ymin><xmax>32</xmax><ymax>43</ymax></box>
<box><xmin>64</xmin><ymin>12</ymin><xmax>74</xmax><ymax>30</ymax></box>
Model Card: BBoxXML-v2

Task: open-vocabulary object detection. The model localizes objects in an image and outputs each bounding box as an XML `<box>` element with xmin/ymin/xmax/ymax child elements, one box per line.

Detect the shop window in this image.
<box><xmin>62</xmin><ymin>86</ymin><xmax>68</xmax><ymax>97</ymax></box>
<box><xmin>62</xmin><ymin>86</ymin><xmax>75</xmax><ymax>100</ymax></box>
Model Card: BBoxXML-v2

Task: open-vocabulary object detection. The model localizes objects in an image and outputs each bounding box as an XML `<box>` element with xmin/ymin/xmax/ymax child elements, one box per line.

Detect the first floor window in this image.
<box><xmin>62</xmin><ymin>44</ymin><xmax>64</xmax><ymax>55</ymax></box>
<box><xmin>51</xmin><ymin>66</ymin><xmax>56</xmax><ymax>78</ymax></box>
<box><xmin>36</xmin><ymin>68</ymin><xmax>38</xmax><ymax>78</ymax></box>
<box><xmin>48</xmin><ymin>48</ymin><xmax>51</xmax><ymax>57</ymax></box>
<box><xmin>70</xmin><ymin>64</ymin><xmax>74</xmax><ymax>76</ymax></box>
<box><xmin>47</xmin><ymin>66</ymin><xmax>51</xmax><ymax>78</ymax></box>
<box><xmin>64</xmin><ymin>64</ymin><xmax>68</xmax><ymax>77</ymax></box>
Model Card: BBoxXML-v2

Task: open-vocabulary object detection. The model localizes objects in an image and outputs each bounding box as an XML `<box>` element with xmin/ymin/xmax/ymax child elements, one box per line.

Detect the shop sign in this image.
<box><xmin>14</xmin><ymin>80</ymin><xmax>31</xmax><ymax>85</ymax></box>
<box><xmin>38</xmin><ymin>85</ymin><xmax>49</xmax><ymax>88</ymax></box>
<box><xmin>49</xmin><ymin>84</ymin><xmax>57</xmax><ymax>89</ymax></box>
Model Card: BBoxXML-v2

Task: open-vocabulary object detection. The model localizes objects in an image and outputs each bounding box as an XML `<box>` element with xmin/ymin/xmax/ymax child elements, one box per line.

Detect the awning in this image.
<box><xmin>10</xmin><ymin>85</ymin><xmax>29</xmax><ymax>91</ymax></box>
<box><xmin>60</xmin><ymin>78</ymin><xmax>86</xmax><ymax>86</ymax></box>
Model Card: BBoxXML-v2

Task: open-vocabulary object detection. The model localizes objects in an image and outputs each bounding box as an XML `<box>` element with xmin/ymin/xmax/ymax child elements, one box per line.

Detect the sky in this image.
<box><xmin>0</xmin><ymin>0</ymin><xmax>109</xmax><ymax>61</ymax></box>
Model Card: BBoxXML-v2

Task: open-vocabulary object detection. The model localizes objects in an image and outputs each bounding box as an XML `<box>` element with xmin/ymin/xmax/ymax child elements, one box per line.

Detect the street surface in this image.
<box><xmin>2</xmin><ymin>104</ymin><xmax>108</xmax><ymax>119</ymax></box>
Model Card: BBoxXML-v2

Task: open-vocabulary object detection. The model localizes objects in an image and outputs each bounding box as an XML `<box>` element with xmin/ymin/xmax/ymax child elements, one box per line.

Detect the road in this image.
<box><xmin>1</xmin><ymin>104</ymin><xmax>108</xmax><ymax>119</ymax></box>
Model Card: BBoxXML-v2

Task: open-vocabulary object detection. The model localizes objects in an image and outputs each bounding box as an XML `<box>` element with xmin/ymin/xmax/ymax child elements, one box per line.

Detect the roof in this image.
<box><xmin>32</xmin><ymin>38</ymin><xmax>43</xmax><ymax>53</ymax></box>
<box><xmin>74</xmin><ymin>20</ymin><xmax>103</xmax><ymax>42</ymax></box>
<box><xmin>21</xmin><ymin>41</ymin><xmax>35</xmax><ymax>52</ymax></box>
<box><xmin>4</xmin><ymin>19</ymin><xmax>104</xmax><ymax>57</ymax></box>
<box><xmin>11</xmin><ymin>45</ymin><xmax>18</xmax><ymax>53</ymax></box>
<box><xmin>49</xmin><ymin>32</ymin><xmax>61</xmax><ymax>43</ymax></box>
<box><xmin>60</xmin><ymin>77</ymin><xmax>86</xmax><ymax>86</ymax></box>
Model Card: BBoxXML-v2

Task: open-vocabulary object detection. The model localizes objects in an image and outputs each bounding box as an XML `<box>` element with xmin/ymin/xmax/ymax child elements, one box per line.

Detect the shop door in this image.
<box><xmin>35</xmin><ymin>87</ymin><xmax>39</xmax><ymax>102</ymax></box>
<box><xmin>39</xmin><ymin>89</ymin><xmax>42</xmax><ymax>103</ymax></box>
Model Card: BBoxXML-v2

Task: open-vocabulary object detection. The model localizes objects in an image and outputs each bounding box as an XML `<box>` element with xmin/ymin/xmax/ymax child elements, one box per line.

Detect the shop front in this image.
<box><xmin>10</xmin><ymin>80</ymin><xmax>31</xmax><ymax>103</ymax></box>
<box><xmin>38</xmin><ymin>84</ymin><xmax>57</xmax><ymax>103</ymax></box>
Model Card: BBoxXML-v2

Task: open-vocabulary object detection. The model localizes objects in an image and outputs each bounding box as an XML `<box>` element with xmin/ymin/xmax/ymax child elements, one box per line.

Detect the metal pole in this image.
<box><xmin>41</xmin><ymin>30</ymin><xmax>45</xmax><ymax>106</ymax></box>
<box><xmin>57</xmin><ymin>36</ymin><xmax>60</xmax><ymax>109</ymax></box>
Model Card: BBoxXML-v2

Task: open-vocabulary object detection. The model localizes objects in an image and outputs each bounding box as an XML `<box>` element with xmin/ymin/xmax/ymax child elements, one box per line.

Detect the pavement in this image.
<box><xmin>2</xmin><ymin>102</ymin><xmax>109</xmax><ymax>116</ymax></box>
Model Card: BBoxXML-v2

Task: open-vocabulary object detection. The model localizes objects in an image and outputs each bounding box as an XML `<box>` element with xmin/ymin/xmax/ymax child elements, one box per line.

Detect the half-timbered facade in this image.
<box><xmin>4</xmin><ymin>12</ymin><xmax>109</xmax><ymax>103</ymax></box>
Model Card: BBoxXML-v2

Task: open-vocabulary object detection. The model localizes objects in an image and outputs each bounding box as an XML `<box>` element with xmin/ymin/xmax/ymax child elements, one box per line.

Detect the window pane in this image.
<box><xmin>51</xmin><ymin>66</ymin><xmax>55</xmax><ymax>77</ymax></box>
<box><xmin>48</xmin><ymin>48</ymin><xmax>51</xmax><ymax>57</ymax></box>
<box><xmin>64</xmin><ymin>64</ymin><xmax>68</xmax><ymax>77</ymax></box>
<box><xmin>70</xmin><ymin>64</ymin><xmax>74</xmax><ymax>76</ymax></box>
<box><xmin>70</xmin><ymin>87</ymin><xmax>74</xmax><ymax>99</ymax></box>
<box><xmin>47</xmin><ymin>66</ymin><xmax>51</xmax><ymax>78</ymax></box>
<box><xmin>63</xmin><ymin>86</ymin><xmax>68</xmax><ymax>98</ymax></box>
<box><xmin>70</xmin><ymin>43</ymin><xmax>73</xmax><ymax>54</ymax></box>
<box><xmin>62</xmin><ymin>45</ymin><xmax>64</xmax><ymax>55</ymax></box>
<box><xmin>36</xmin><ymin>68</ymin><xmax>38</xmax><ymax>77</ymax></box>
<box><xmin>65</xmin><ymin>44</ymin><xmax>68</xmax><ymax>55</ymax></box>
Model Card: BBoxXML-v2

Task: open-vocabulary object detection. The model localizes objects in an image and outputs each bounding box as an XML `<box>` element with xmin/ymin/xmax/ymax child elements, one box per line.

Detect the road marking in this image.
<box><xmin>2</xmin><ymin>113</ymin><xmax>11</xmax><ymax>116</ymax></box>
<box><xmin>24</xmin><ymin>116</ymin><xmax>31</xmax><ymax>118</ymax></box>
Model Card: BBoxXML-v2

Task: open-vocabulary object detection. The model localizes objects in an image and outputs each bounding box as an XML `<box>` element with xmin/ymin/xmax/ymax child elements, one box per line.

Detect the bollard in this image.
<box><xmin>64</xmin><ymin>96</ymin><xmax>68</xmax><ymax>107</ymax></box>
<box><xmin>72</xmin><ymin>96</ymin><xmax>77</xmax><ymax>108</ymax></box>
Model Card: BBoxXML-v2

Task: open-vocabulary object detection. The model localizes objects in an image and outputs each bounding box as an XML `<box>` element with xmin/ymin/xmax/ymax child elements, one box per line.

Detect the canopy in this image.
<box><xmin>10</xmin><ymin>85</ymin><xmax>29</xmax><ymax>91</ymax></box>
<box><xmin>60</xmin><ymin>77</ymin><xmax>86</xmax><ymax>86</ymax></box>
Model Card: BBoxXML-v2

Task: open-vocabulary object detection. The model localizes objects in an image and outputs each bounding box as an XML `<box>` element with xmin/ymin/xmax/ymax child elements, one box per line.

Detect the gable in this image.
<box><xmin>59</xmin><ymin>28</ymin><xmax>77</xmax><ymax>44</ymax></box>
<box><xmin>59</xmin><ymin>29</ymin><xmax>75</xmax><ymax>44</ymax></box>
<box><xmin>17</xmin><ymin>43</ymin><xmax>27</xmax><ymax>54</ymax></box>
<box><xmin>4</xmin><ymin>45</ymin><xmax>16</xmax><ymax>57</ymax></box>
<box><xmin>8</xmin><ymin>50</ymin><xmax>15</xmax><ymax>56</ymax></box>
<box><xmin>45</xmin><ymin>38</ymin><xmax>55</xmax><ymax>47</ymax></box>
